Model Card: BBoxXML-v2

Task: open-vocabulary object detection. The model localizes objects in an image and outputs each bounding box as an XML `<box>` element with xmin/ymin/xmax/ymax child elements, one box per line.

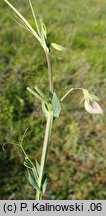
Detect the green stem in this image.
<box><xmin>36</xmin><ymin>112</ymin><xmax>53</xmax><ymax>200</ymax></box>
<box><xmin>60</xmin><ymin>87</ymin><xmax>84</xmax><ymax>102</ymax></box>
<box><xmin>45</xmin><ymin>51</ymin><xmax>53</xmax><ymax>94</ymax></box>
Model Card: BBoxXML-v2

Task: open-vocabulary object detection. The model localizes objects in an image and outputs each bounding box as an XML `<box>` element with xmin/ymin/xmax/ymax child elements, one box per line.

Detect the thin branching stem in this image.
<box><xmin>60</xmin><ymin>87</ymin><xmax>84</xmax><ymax>102</ymax></box>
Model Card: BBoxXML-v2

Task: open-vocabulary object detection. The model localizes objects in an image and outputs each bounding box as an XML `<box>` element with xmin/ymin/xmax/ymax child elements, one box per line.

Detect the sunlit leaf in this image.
<box><xmin>28</xmin><ymin>171</ymin><xmax>41</xmax><ymax>192</ymax></box>
<box><xmin>51</xmin><ymin>43</ymin><xmax>65</xmax><ymax>51</ymax></box>
<box><xmin>52</xmin><ymin>92</ymin><xmax>61</xmax><ymax>117</ymax></box>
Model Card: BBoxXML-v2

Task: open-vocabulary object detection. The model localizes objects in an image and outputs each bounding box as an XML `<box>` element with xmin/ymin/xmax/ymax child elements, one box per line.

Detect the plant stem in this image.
<box><xmin>36</xmin><ymin>112</ymin><xmax>53</xmax><ymax>200</ymax></box>
<box><xmin>60</xmin><ymin>88</ymin><xmax>74</xmax><ymax>102</ymax></box>
<box><xmin>36</xmin><ymin>51</ymin><xmax>54</xmax><ymax>200</ymax></box>
<box><xmin>60</xmin><ymin>87</ymin><xmax>84</xmax><ymax>102</ymax></box>
<box><xmin>36</xmin><ymin>49</ymin><xmax>54</xmax><ymax>199</ymax></box>
<box><xmin>45</xmin><ymin>51</ymin><xmax>53</xmax><ymax>93</ymax></box>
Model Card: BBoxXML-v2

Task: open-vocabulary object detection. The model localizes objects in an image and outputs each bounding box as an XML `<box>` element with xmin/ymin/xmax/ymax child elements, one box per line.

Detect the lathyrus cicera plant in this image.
<box><xmin>3</xmin><ymin>0</ymin><xmax>103</xmax><ymax>200</ymax></box>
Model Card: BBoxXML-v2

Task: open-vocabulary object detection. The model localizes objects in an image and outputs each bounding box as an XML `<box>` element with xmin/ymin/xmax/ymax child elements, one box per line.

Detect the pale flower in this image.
<box><xmin>83</xmin><ymin>89</ymin><xmax>103</xmax><ymax>114</ymax></box>
<box><xmin>84</xmin><ymin>100</ymin><xmax>103</xmax><ymax>114</ymax></box>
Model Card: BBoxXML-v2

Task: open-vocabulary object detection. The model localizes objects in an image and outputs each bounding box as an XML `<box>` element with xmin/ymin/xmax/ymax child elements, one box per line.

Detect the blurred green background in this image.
<box><xmin>0</xmin><ymin>0</ymin><xmax>106</xmax><ymax>199</ymax></box>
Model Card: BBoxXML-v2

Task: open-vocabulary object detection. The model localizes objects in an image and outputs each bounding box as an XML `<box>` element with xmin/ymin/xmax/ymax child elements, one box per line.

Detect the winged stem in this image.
<box><xmin>36</xmin><ymin>112</ymin><xmax>53</xmax><ymax>200</ymax></box>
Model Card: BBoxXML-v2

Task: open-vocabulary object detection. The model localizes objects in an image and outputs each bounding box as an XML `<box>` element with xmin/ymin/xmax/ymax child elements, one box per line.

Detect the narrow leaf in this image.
<box><xmin>4</xmin><ymin>0</ymin><xmax>40</xmax><ymax>42</ymax></box>
<box><xmin>11</xmin><ymin>15</ymin><xmax>29</xmax><ymax>30</ymax></box>
<box><xmin>40</xmin><ymin>18</ymin><xmax>47</xmax><ymax>38</ymax></box>
<box><xmin>51</xmin><ymin>43</ymin><xmax>65</xmax><ymax>52</ymax></box>
<box><xmin>27</xmin><ymin>87</ymin><xmax>42</xmax><ymax>101</ymax></box>
<box><xmin>28</xmin><ymin>0</ymin><xmax>40</xmax><ymax>35</ymax></box>
<box><xmin>34</xmin><ymin>85</ymin><xmax>48</xmax><ymax>102</ymax></box>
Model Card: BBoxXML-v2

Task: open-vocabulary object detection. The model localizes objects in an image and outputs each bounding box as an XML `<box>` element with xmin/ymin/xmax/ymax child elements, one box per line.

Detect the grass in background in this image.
<box><xmin>0</xmin><ymin>0</ymin><xmax>106</xmax><ymax>199</ymax></box>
